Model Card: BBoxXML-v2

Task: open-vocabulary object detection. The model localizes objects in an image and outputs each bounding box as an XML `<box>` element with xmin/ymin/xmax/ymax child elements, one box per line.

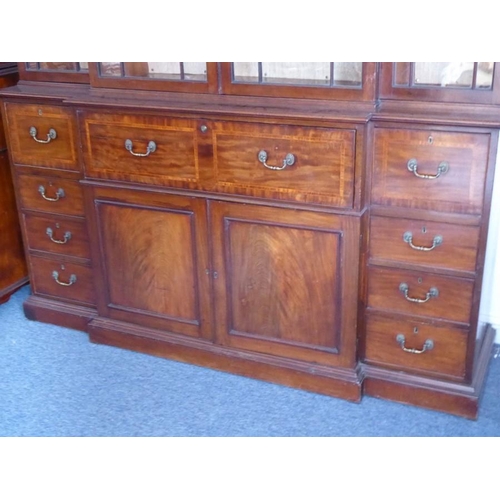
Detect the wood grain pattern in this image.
<box><xmin>212</xmin><ymin>120</ymin><xmax>356</xmax><ymax>207</ymax></box>
<box><xmin>29</xmin><ymin>254</ymin><xmax>95</xmax><ymax>306</ymax></box>
<box><xmin>4</xmin><ymin>103</ymin><xmax>79</xmax><ymax>170</ymax></box>
<box><xmin>369</xmin><ymin>215</ymin><xmax>480</xmax><ymax>274</ymax></box>
<box><xmin>364</xmin><ymin>313</ymin><xmax>467</xmax><ymax>379</ymax></box>
<box><xmin>16</xmin><ymin>173</ymin><xmax>84</xmax><ymax>216</ymax></box>
<box><xmin>90</xmin><ymin>187</ymin><xmax>212</xmax><ymax>339</ymax></box>
<box><xmin>371</xmin><ymin>127</ymin><xmax>490</xmax><ymax>214</ymax></box>
<box><xmin>211</xmin><ymin>201</ymin><xmax>360</xmax><ymax>367</ymax></box>
<box><xmin>22</xmin><ymin>213</ymin><xmax>90</xmax><ymax>259</ymax></box>
<box><xmin>367</xmin><ymin>266</ymin><xmax>474</xmax><ymax>324</ymax></box>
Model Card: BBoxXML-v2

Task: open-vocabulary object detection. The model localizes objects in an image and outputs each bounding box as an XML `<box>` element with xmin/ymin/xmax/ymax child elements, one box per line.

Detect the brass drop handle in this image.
<box><xmin>52</xmin><ymin>271</ymin><xmax>77</xmax><ymax>287</ymax></box>
<box><xmin>30</xmin><ymin>126</ymin><xmax>57</xmax><ymax>144</ymax></box>
<box><xmin>407</xmin><ymin>158</ymin><xmax>449</xmax><ymax>179</ymax></box>
<box><xmin>399</xmin><ymin>282</ymin><xmax>439</xmax><ymax>303</ymax></box>
<box><xmin>46</xmin><ymin>227</ymin><xmax>72</xmax><ymax>244</ymax></box>
<box><xmin>403</xmin><ymin>232</ymin><xmax>443</xmax><ymax>252</ymax></box>
<box><xmin>38</xmin><ymin>185</ymin><xmax>65</xmax><ymax>202</ymax></box>
<box><xmin>396</xmin><ymin>334</ymin><xmax>434</xmax><ymax>354</ymax></box>
<box><xmin>258</xmin><ymin>150</ymin><xmax>295</xmax><ymax>171</ymax></box>
<box><xmin>125</xmin><ymin>139</ymin><xmax>157</xmax><ymax>157</ymax></box>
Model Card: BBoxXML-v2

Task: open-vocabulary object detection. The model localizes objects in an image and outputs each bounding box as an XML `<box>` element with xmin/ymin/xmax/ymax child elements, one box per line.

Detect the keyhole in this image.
<box><xmin>61</xmin><ymin>264</ymin><xmax>65</xmax><ymax>271</ymax></box>
<box><xmin>422</xmin><ymin>227</ymin><xmax>427</xmax><ymax>234</ymax></box>
<box><xmin>413</xmin><ymin>327</ymin><xmax>419</xmax><ymax>334</ymax></box>
<box><xmin>38</xmin><ymin>109</ymin><xmax>43</xmax><ymax>116</ymax></box>
<box><xmin>56</xmin><ymin>223</ymin><xmax>60</xmax><ymax>229</ymax></box>
<box><xmin>428</xmin><ymin>136</ymin><xmax>433</xmax><ymax>144</ymax></box>
<box><xmin>418</xmin><ymin>277</ymin><xmax>423</xmax><ymax>284</ymax></box>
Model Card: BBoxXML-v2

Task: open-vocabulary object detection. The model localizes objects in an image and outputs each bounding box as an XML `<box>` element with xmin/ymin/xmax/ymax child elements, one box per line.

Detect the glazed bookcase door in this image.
<box><xmin>220</xmin><ymin>62</ymin><xmax>377</xmax><ymax>100</ymax></box>
<box><xmin>379</xmin><ymin>62</ymin><xmax>500</xmax><ymax>104</ymax></box>
<box><xmin>89</xmin><ymin>62</ymin><xmax>218</xmax><ymax>93</ymax></box>
<box><xmin>19</xmin><ymin>62</ymin><xmax>90</xmax><ymax>83</ymax></box>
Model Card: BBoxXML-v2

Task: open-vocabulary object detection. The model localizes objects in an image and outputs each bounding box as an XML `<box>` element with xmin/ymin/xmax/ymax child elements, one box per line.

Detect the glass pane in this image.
<box><xmin>261</xmin><ymin>62</ymin><xmax>331</xmax><ymax>86</ymax></box>
<box><xmin>26</xmin><ymin>62</ymin><xmax>39</xmax><ymax>70</ymax></box>
<box><xmin>477</xmin><ymin>62</ymin><xmax>494</xmax><ymax>89</ymax></box>
<box><xmin>79</xmin><ymin>62</ymin><xmax>89</xmax><ymax>71</ymax></box>
<box><xmin>333</xmin><ymin>62</ymin><xmax>362</xmax><ymax>86</ymax></box>
<box><xmin>39</xmin><ymin>62</ymin><xmax>78</xmax><ymax>71</ymax></box>
<box><xmin>99</xmin><ymin>62</ymin><xmax>207</xmax><ymax>81</ymax></box>
<box><xmin>414</xmin><ymin>62</ymin><xmax>474</xmax><ymax>87</ymax></box>
<box><xmin>233</xmin><ymin>62</ymin><xmax>259</xmax><ymax>82</ymax></box>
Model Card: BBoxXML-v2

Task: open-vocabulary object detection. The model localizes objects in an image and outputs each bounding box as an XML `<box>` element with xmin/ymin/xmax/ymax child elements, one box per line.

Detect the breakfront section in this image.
<box><xmin>1</xmin><ymin>62</ymin><xmax>498</xmax><ymax>419</ymax></box>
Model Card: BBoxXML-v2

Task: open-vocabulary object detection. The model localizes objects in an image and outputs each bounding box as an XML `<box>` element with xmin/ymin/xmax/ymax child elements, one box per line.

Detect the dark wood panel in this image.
<box><xmin>211</xmin><ymin>201</ymin><xmax>360</xmax><ymax>367</ymax></box>
<box><xmin>372</xmin><ymin>127</ymin><xmax>490</xmax><ymax>214</ymax></box>
<box><xmin>364</xmin><ymin>313</ymin><xmax>467</xmax><ymax>379</ymax></box>
<box><xmin>4</xmin><ymin>103</ymin><xmax>79</xmax><ymax>170</ymax></box>
<box><xmin>212</xmin><ymin>120</ymin><xmax>356</xmax><ymax>207</ymax></box>
<box><xmin>369</xmin><ymin>215</ymin><xmax>480</xmax><ymax>273</ymax></box>
<box><xmin>367</xmin><ymin>266</ymin><xmax>475</xmax><ymax>324</ymax></box>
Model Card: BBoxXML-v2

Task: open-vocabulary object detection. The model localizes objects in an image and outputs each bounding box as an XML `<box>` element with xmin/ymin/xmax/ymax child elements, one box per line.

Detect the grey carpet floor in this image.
<box><xmin>1</xmin><ymin>285</ymin><xmax>499</xmax><ymax>436</ymax></box>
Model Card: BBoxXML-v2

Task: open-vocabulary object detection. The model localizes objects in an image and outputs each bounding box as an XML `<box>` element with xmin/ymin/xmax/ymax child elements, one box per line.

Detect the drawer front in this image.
<box><xmin>29</xmin><ymin>254</ymin><xmax>95</xmax><ymax>306</ymax></box>
<box><xmin>372</xmin><ymin>128</ymin><xmax>490</xmax><ymax>214</ymax></box>
<box><xmin>16</xmin><ymin>174</ymin><xmax>84</xmax><ymax>216</ymax></box>
<box><xmin>23</xmin><ymin>213</ymin><xmax>90</xmax><ymax>259</ymax></box>
<box><xmin>367</xmin><ymin>266</ymin><xmax>474</xmax><ymax>324</ymax></box>
<box><xmin>212</xmin><ymin>121</ymin><xmax>356</xmax><ymax>207</ymax></box>
<box><xmin>364</xmin><ymin>314</ymin><xmax>467</xmax><ymax>379</ymax></box>
<box><xmin>370</xmin><ymin>216</ymin><xmax>480</xmax><ymax>273</ymax></box>
<box><xmin>4</xmin><ymin>103</ymin><xmax>79</xmax><ymax>170</ymax></box>
<box><xmin>81</xmin><ymin>112</ymin><xmax>209</xmax><ymax>187</ymax></box>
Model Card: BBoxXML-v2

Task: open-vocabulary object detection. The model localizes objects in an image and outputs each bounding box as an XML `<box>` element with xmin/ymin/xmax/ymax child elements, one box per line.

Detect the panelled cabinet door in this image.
<box><xmin>210</xmin><ymin>201</ymin><xmax>360</xmax><ymax>367</ymax></box>
<box><xmin>88</xmin><ymin>186</ymin><xmax>213</xmax><ymax>340</ymax></box>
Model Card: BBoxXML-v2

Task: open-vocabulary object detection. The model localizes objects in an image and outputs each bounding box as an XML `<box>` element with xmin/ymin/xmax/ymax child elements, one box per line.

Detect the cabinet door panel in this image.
<box><xmin>91</xmin><ymin>188</ymin><xmax>211</xmax><ymax>339</ymax></box>
<box><xmin>211</xmin><ymin>201</ymin><xmax>360</xmax><ymax>367</ymax></box>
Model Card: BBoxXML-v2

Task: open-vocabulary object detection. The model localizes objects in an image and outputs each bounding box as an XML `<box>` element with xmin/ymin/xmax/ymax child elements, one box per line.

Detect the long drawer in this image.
<box><xmin>371</xmin><ymin>127</ymin><xmax>490</xmax><ymax>214</ymax></box>
<box><xmin>212</xmin><ymin>121</ymin><xmax>356</xmax><ymax>207</ymax></box>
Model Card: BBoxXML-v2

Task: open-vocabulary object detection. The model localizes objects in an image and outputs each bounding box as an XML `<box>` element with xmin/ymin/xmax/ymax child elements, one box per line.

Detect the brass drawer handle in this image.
<box><xmin>38</xmin><ymin>185</ymin><xmax>65</xmax><ymax>202</ymax></box>
<box><xmin>258</xmin><ymin>150</ymin><xmax>295</xmax><ymax>171</ymax></box>
<box><xmin>46</xmin><ymin>227</ymin><xmax>72</xmax><ymax>245</ymax></box>
<box><xmin>403</xmin><ymin>232</ymin><xmax>443</xmax><ymax>251</ymax></box>
<box><xmin>399</xmin><ymin>282</ymin><xmax>439</xmax><ymax>303</ymax></box>
<box><xmin>124</xmin><ymin>139</ymin><xmax>157</xmax><ymax>157</ymax></box>
<box><xmin>29</xmin><ymin>126</ymin><xmax>57</xmax><ymax>144</ymax></box>
<box><xmin>407</xmin><ymin>158</ymin><xmax>449</xmax><ymax>179</ymax></box>
<box><xmin>396</xmin><ymin>334</ymin><xmax>434</xmax><ymax>354</ymax></box>
<box><xmin>51</xmin><ymin>270</ymin><xmax>77</xmax><ymax>286</ymax></box>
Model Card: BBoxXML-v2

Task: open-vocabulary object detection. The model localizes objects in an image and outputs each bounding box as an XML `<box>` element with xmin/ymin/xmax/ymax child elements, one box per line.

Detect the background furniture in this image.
<box><xmin>1</xmin><ymin>61</ymin><xmax>498</xmax><ymax>418</ymax></box>
<box><xmin>0</xmin><ymin>63</ymin><xmax>28</xmax><ymax>304</ymax></box>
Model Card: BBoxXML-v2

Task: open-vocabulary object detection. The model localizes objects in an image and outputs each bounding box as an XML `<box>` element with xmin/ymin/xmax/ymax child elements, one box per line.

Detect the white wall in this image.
<box><xmin>479</xmin><ymin>145</ymin><xmax>500</xmax><ymax>343</ymax></box>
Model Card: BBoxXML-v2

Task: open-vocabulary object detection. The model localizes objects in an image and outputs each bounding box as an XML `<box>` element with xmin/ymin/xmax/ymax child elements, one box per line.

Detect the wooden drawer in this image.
<box><xmin>29</xmin><ymin>254</ymin><xmax>95</xmax><ymax>306</ymax></box>
<box><xmin>364</xmin><ymin>314</ymin><xmax>467</xmax><ymax>379</ymax></box>
<box><xmin>16</xmin><ymin>173</ymin><xmax>84</xmax><ymax>216</ymax></box>
<box><xmin>370</xmin><ymin>216</ymin><xmax>480</xmax><ymax>274</ymax></box>
<box><xmin>81</xmin><ymin>111</ymin><xmax>211</xmax><ymax>188</ymax></box>
<box><xmin>372</xmin><ymin>127</ymin><xmax>490</xmax><ymax>214</ymax></box>
<box><xmin>4</xmin><ymin>103</ymin><xmax>79</xmax><ymax>170</ymax></box>
<box><xmin>212</xmin><ymin>121</ymin><xmax>356</xmax><ymax>207</ymax></box>
<box><xmin>367</xmin><ymin>266</ymin><xmax>474</xmax><ymax>324</ymax></box>
<box><xmin>22</xmin><ymin>213</ymin><xmax>90</xmax><ymax>259</ymax></box>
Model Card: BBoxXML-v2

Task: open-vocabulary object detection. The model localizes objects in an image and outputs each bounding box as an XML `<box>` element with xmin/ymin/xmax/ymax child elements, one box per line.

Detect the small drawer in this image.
<box><xmin>212</xmin><ymin>121</ymin><xmax>356</xmax><ymax>207</ymax></box>
<box><xmin>16</xmin><ymin>173</ymin><xmax>84</xmax><ymax>216</ymax></box>
<box><xmin>367</xmin><ymin>266</ymin><xmax>474</xmax><ymax>324</ymax></box>
<box><xmin>364</xmin><ymin>314</ymin><xmax>467</xmax><ymax>379</ymax></box>
<box><xmin>4</xmin><ymin>103</ymin><xmax>79</xmax><ymax>171</ymax></box>
<box><xmin>370</xmin><ymin>216</ymin><xmax>480</xmax><ymax>274</ymax></box>
<box><xmin>29</xmin><ymin>254</ymin><xmax>95</xmax><ymax>306</ymax></box>
<box><xmin>23</xmin><ymin>213</ymin><xmax>90</xmax><ymax>259</ymax></box>
<box><xmin>372</xmin><ymin>127</ymin><xmax>490</xmax><ymax>214</ymax></box>
<box><xmin>81</xmin><ymin>111</ymin><xmax>210</xmax><ymax>188</ymax></box>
